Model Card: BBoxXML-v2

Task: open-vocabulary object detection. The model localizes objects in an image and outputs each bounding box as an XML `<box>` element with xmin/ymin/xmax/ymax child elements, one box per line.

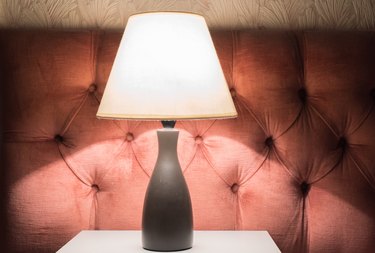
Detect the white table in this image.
<box><xmin>57</xmin><ymin>230</ymin><xmax>281</xmax><ymax>253</ymax></box>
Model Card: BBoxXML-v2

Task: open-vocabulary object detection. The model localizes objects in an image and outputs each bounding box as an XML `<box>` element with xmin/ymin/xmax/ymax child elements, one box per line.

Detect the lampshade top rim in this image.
<box><xmin>129</xmin><ymin>11</ymin><xmax>203</xmax><ymax>19</ymax></box>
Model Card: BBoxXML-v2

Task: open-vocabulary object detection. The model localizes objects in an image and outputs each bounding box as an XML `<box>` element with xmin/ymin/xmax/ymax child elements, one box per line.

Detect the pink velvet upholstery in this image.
<box><xmin>1</xmin><ymin>30</ymin><xmax>374</xmax><ymax>253</ymax></box>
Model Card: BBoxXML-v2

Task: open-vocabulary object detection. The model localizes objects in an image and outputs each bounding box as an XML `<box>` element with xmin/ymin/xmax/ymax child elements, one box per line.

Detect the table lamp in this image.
<box><xmin>96</xmin><ymin>12</ymin><xmax>237</xmax><ymax>251</ymax></box>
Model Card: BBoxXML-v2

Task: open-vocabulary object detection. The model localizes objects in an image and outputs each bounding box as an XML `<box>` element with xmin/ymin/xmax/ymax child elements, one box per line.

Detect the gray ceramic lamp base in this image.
<box><xmin>142</xmin><ymin>128</ymin><xmax>193</xmax><ymax>251</ymax></box>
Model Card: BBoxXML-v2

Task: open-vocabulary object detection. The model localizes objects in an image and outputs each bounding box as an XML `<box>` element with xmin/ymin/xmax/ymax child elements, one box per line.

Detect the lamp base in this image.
<box><xmin>142</xmin><ymin>128</ymin><xmax>193</xmax><ymax>251</ymax></box>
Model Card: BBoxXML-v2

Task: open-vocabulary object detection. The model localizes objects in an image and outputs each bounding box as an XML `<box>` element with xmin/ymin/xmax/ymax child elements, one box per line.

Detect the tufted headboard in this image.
<box><xmin>0</xmin><ymin>30</ymin><xmax>375</xmax><ymax>253</ymax></box>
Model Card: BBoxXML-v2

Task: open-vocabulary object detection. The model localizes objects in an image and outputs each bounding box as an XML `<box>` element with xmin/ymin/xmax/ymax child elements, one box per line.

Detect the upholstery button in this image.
<box><xmin>230</xmin><ymin>88</ymin><xmax>236</xmax><ymax>98</ymax></box>
<box><xmin>54</xmin><ymin>134</ymin><xmax>63</xmax><ymax>143</ymax></box>
<box><xmin>88</xmin><ymin>84</ymin><xmax>97</xmax><ymax>93</ymax></box>
<box><xmin>301</xmin><ymin>182</ymin><xmax>310</xmax><ymax>197</ymax></box>
<box><xmin>231</xmin><ymin>183</ymin><xmax>239</xmax><ymax>193</ymax></box>
<box><xmin>370</xmin><ymin>89</ymin><xmax>375</xmax><ymax>99</ymax></box>
<box><xmin>195</xmin><ymin>136</ymin><xmax>203</xmax><ymax>144</ymax></box>
<box><xmin>298</xmin><ymin>88</ymin><xmax>307</xmax><ymax>103</ymax></box>
<box><xmin>126</xmin><ymin>132</ymin><xmax>134</xmax><ymax>142</ymax></box>
<box><xmin>92</xmin><ymin>184</ymin><xmax>100</xmax><ymax>191</ymax></box>
<box><xmin>338</xmin><ymin>137</ymin><xmax>347</xmax><ymax>149</ymax></box>
<box><xmin>265</xmin><ymin>136</ymin><xmax>273</xmax><ymax>147</ymax></box>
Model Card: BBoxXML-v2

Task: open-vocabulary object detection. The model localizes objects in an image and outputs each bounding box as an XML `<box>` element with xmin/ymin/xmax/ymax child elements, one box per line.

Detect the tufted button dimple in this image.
<box><xmin>54</xmin><ymin>134</ymin><xmax>63</xmax><ymax>143</ymax></box>
<box><xmin>88</xmin><ymin>84</ymin><xmax>97</xmax><ymax>93</ymax></box>
<box><xmin>126</xmin><ymin>132</ymin><xmax>134</xmax><ymax>142</ymax></box>
<box><xmin>265</xmin><ymin>136</ymin><xmax>273</xmax><ymax>147</ymax></box>
<box><xmin>230</xmin><ymin>88</ymin><xmax>236</xmax><ymax>98</ymax></box>
<box><xmin>298</xmin><ymin>88</ymin><xmax>307</xmax><ymax>103</ymax></box>
<box><xmin>338</xmin><ymin>137</ymin><xmax>347</xmax><ymax>149</ymax></box>
<box><xmin>370</xmin><ymin>89</ymin><xmax>375</xmax><ymax>99</ymax></box>
<box><xmin>92</xmin><ymin>184</ymin><xmax>100</xmax><ymax>191</ymax></box>
<box><xmin>231</xmin><ymin>183</ymin><xmax>239</xmax><ymax>193</ymax></box>
<box><xmin>195</xmin><ymin>136</ymin><xmax>203</xmax><ymax>144</ymax></box>
<box><xmin>301</xmin><ymin>182</ymin><xmax>310</xmax><ymax>197</ymax></box>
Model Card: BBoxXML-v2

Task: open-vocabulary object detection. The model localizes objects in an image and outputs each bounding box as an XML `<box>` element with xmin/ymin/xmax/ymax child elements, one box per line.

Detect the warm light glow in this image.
<box><xmin>97</xmin><ymin>12</ymin><xmax>237</xmax><ymax>120</ymax></box>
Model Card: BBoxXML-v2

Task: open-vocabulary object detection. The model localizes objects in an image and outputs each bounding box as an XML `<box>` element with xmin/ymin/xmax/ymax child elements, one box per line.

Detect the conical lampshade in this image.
<box><xmin>97</xmin><ymin>12</ymin><xmax>237</xmax><ymax>120</ymax></box>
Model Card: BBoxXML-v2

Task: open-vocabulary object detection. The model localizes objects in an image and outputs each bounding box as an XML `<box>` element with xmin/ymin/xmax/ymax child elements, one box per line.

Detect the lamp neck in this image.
<box><xmin>161</xmin><ymin>120</ymin><xmax>176</xmax><ymax>129</ymax></box>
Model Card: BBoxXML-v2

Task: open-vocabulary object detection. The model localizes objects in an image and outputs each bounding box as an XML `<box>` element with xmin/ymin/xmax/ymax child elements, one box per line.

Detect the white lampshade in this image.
<box><xmin>97</xmin><ymin>12</ymin><xmax>237</xmax><ymax>120</ymax></box>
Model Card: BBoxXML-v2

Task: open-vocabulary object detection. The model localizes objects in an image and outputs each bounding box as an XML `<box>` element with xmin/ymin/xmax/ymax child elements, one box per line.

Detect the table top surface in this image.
<box><xmin>57</xmin><ymin>230</ymin><xmax>281</xmax><ymax>253</ymax></box>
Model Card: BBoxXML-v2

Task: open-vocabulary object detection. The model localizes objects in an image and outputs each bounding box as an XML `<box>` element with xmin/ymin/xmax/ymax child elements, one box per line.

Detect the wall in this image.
<box><xmin>0</xmin><ymin>0</ymin><xmax>374</xmax><ymax>30</ymax></box>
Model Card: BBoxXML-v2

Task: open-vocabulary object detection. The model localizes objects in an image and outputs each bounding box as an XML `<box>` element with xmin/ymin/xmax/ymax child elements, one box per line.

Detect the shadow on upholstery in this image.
<box><xmin>0</xmin><ymin>29</ymin><xmax>374</xmax><ymax>253</ymax></box>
